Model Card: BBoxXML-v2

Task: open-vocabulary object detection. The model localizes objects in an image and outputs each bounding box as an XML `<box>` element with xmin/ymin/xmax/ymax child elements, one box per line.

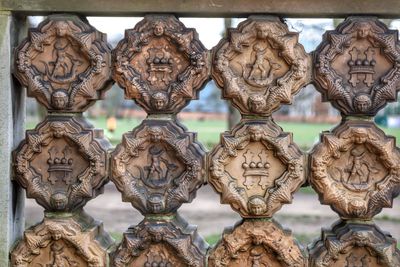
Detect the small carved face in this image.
<box><xmin>153</xmin><ymin>22</ymin><xmax>165</xmax><ymax>36</ymax></box>
<box><xmin>256</xmin><ymin>24</ymin><xmax>269</xmax><ymax>39</ymax></box>
<box><xmin>148</xmin><ymin>127</ymin><xmax>163</xmax><ymax>142</ymax></box>
<box><xmin>352</xmin><ymin>129</ymin><xmax>368</xmax><ymax>144</ymax></box>
<box><xmin>51</xmin><ymin>90</ymin><xmax>68</xmax><ymax>110</ymax></box>
<box><xmin>248</xmin><ymin>196</ymin><xmax>267</xmax><ymax>215</ymax></box>
<box><xmin>151</xmin><ymin>92</ymin><xmax>168</xmax><ymax>110</ymax></box>
<box><xmin>50</xmin><ymin>192</ymin><xmax>68</xmax><ymax>210</ymax></box>
<box><xmin>147</xmin><ymin>194</ymin><xmax>165</xmax><ymax>213</ymax></box>
<box><xmin>248</xmin><ymin>125</ymin><xmax>264</xmax><ymax>142</ymax></box>
<box><xmin>248</xmin><ymin>95</ymin><xmax>266</xmax><ymax>113</ymax></box>
<box><xmin>354</xmin><ymin>94</ymin><xmax>372</xmax><ymax>113</ymax></box>
<box><xmin>355</xmin><ymin>22</ymin><xmax>371</xmax><ymax>39</ymax></box>
<box><xmin>54</xmin><ymin>21</ymin><xmax>69</xmax><ymax>37</ymax></box>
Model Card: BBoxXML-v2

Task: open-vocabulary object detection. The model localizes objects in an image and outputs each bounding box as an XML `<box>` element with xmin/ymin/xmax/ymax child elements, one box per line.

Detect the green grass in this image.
<box><xmin>26</xmin><ymin>116</ymin><xmax>400</xmax><ymax>151</ymax></box>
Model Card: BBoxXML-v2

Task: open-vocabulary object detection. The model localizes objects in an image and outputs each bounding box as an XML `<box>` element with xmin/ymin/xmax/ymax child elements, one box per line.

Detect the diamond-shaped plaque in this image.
<box><xmin>111</xmin><ymin>120</ymin><xmax>205</xmax><ymax>214</ymax></box>
<box><xmin>14</xmin><ymin>15</ymin><xmax>112</xmax><ymax>113</ymax></box>
<box><xmin>13</xmin><ymin>116</ymin><xmax>111</xmax><ymax>212</ymax></box>
<box><xmin>310</xmin><ymin>120</ymin><xmax>400</xmax><ymax>220</ymax></box>
<box><xmin>212</xmin><ymin>16</ymin><xmax>311</xmax><ymax>116</ymax></box>
<box><xmin>209</xmin><ymin>119</ymin><xmax>305</xmax><ymax>218</ymax></box>
<box><xmin>314</xmin><ymin>17</ymin><xmax>400</xmax><ymax>116</ymax></box>
<box><xmin>112</xmin><ymin>15</ymin><xmax>209</xmax><ymax>114</ymax></box>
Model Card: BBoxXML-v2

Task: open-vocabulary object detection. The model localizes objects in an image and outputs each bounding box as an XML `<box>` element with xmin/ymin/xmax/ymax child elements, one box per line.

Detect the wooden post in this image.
<box><xmin>0</xmin><ymin>11</ymin><xmax>26</xmax><ymax>266</ymax></box>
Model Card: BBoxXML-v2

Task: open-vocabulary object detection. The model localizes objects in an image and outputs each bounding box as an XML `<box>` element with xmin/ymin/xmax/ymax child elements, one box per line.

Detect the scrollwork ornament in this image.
<box><xmin>309</xmin><ymin>220</ymin><xmax>400</xmax><ymax>267</ymax></box>
<box><xmin>13</xmin><ymin>116</ymin><xmax>111</xmax><ymax>212</ymax></box>
<box><xmin>209</xmin><ymin>119</ymin><xmax>305</xmax><ymax>218</ymax></box>
<box><xmin>212</xmin><ymin>16</ymin><xmax>311</xmax><ymax>116</ymax></box>
<box><xmin>14</xmin><ymin>14</ymin><xmax>112</xmax><ymax>112</ymax></box>
<box><xmin>208</xmin><ymin>219</ymin><xmax>307</xmax><ymax>267</ymax></box>
<box><xmin>310</xmin><ymin>120</ymin><xmax>400</xmax><ymax>219</ymax></box>
<box><xmin>112</xmin><ymin>15</ymin><xmax>210</xmax><ymax>114</ymax></box>
<box><xmin>314</xmin><ymin>16</ymin><xmax>400</xmax><ymax>116</ymax></box>
<box><xmin>110</xmin><ymin>120</ymin><xmax>206</xmax><ymax>214</ymax></box>
<box><xmin>111</xmin><ymin>215</ymin><xmax>207</xmax><ymax>267</ymax></box>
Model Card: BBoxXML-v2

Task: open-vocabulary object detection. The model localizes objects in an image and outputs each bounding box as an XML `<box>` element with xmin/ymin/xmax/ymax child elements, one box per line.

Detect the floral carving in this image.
<box><xmin>209</xmin><ymin>119</ymin><xmax>305</xmax><ymax>218</ymax></box>
<box><xmin>112</xmin><ymin>15</ymin><xmax>209</xmax><ymax>114</ymax></box>
<box><xmin>212</xmin><ymin>16</ymin><xmax>311</xmax><ymax>116</ymax></box>
<box><xmin>208</xmin><ymin>219</ymin><xmax>307</xmax><ymax>267</ymax></box>
<box><xmin>13</xmin><ymin>116</ymin><xmax>111</xmax><ymax>211</ymax></box>
<box><xmin>14</xmin><ymin>14</ymin><xmax>112</xmax><ymax>112</ymax></box>
<box><xmin>314</xmin><ymin>17</ymin><xmax>400</xmax><ymax>116</ymax></box>
<box><xmin>112</xmin><ymin>215</ymin><xmax>207</xmax><ymax>267</ymax></box>
<box><xmin>11</xmin><ymin>212</ymin><xmax>112</xmax><ymax>267</ymax></box>
<box><xmin>309</xmin><ymin>220</ymin><xmax>400</xmax><ymax>267</ymax></box>
<box><xmin>111</xmin><ymin>120</ymin><xmax>205</xmax><ymax>214</ymax></box>
<box><xmin>310</xmin><ymin>120</ymin><xmax>400</xmax><ymax>220</ymax></box>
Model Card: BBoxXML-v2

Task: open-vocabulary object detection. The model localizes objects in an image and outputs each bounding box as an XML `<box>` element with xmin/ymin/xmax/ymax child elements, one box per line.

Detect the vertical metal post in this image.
<box><xmin>0</xmin><ymin>11</ymin><xmax>26</xmax><ymax>266</ymax></box>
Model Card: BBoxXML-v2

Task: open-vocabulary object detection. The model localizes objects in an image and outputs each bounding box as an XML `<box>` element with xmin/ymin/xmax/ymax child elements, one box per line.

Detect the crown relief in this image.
<box><xmin>310</xmin><ymin>120</ymin><xmax>400</xmax><ymax>220</ymax></box>
<box><xmin>212</xmin><ymin>16</ymin><xmax>311</xmax><ymax>116</ymax></box>
<box><xmin>209</xmin><ymin>119</ymin><xmax>305</xmax><ymax>218</ymax></box>
<box><xmin>208</xmin><ymin>219</ymin><xmax>307</xmax><ymax>267</ymax></box>
<box><xmin>110</xmin><ymin>120</ymin><xmax>205</xmax><ymax>214</ymax></box>
<box><xmin>13</xmin><ymin>116</ymin><xmax>111</xmax><ymax>212</ymax></box>
<box><xmin>14</xmin><ymin>15</ymin><xmax>112</xmax><ymax>113</ymax></box>
<box><xmin>112</xmin><ymin>15</ymin><xmax>210</xmax><ymax>114</ymax></box>
<box><xmin>314</xmin><ymin>17</ymin><xmax>400</xmax><ymax>116</ymax></box>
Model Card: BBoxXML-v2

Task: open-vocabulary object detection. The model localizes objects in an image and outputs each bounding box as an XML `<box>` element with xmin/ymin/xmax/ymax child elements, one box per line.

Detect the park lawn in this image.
<box><xmin>26</xmin><ymin>117</ymin><xmax>400</xmax><ymax>151</ymax></box>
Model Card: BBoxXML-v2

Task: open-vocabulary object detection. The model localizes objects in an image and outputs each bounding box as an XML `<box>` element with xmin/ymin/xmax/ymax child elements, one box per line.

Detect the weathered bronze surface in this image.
<box><xmin>208</xmin><ymin>219</ymin><xmax>307</xmax><ymax>267</ymax></box>
<box><xmin>112</xmin><ymin>214</ymin><xmax>207</xmax><ymax>267</ymax></box>
<box><xmin>314</xmin><ymin>17</ymin><xmax>400</xmax><ymax>116</ymax></box>
<box><xmin>309</xmin><ymin>220</ymin><xmax>400</xmax><ymax>267</ymax></box>
<box><xmin>11</xmin><ymin>211</ymin><xmax>113</xmax><ymax>267</ymax></box>
<box><xmin>310</xmin><ymin>120</ymin><xmax>400</xmax><ymax>220</ymax></box>
<box><xmin>112</xmin><ymin>15</ymin><xmax>210</xmax><ymax>114</ymax></box>
<box><xmin>13</xmin><ymin>115</ymin><xmax>111</xmax><ymax>212</ymax></box>
<box><xmin>209</xmin><ymin>119</ymin><xmax>305</xmax><ymax>218</ymax></box>
<box><xmin>212</xmin><ymin>16</ymin><xmax>311</xmax><ymax>116</ymax></box>
<box><xmin>14</xmin><ymin>14</ymin><xmax>112</xmax><ymax>113</ymax></box>
<box><xmin>111</xmin><ymin>119</ymin><xmax>205</xmax><ymax>214</ymax></box>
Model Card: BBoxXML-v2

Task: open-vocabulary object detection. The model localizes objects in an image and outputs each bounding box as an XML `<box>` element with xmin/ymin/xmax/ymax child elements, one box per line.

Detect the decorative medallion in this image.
<box><xmin>13</xmin><ymin>116</ymin><xmax>111</xmax><ymax>212</ymax></box>
<box><xmin>309</xmin><ymin>220</ymin><xmax>400</xmax><ymax>267</ymax></box>
<box><xmin>112</xmin><ymin>15</ymin><xmax>209</xmax><ymax>114</ymax></box>
<box><xmin>314</xmin><ymin>17</ymin><xmax>400</xmax><ymax>116</ymax></box>
<box><xmin>112</xmin><ymin>215</ymin><xmax>207</xmax><ymax>267</ymax></box>
<box><xmin>310</xmin><ymin>120</ymin><xmax>400</xmax><ymax>219</ymax></box>
<box><xmin>111</xmin><ymin>120</ymin><xmax>205</xmax><ymax>214</ymax></box>
<box><xmin>212</xmin><ymin>16</ymin><xmax>311</xmax><ymax>116</ymax></box>
<box><xmin>208</xmin><ymin>219</ymin><xmax>307</xmax><ymax>267</ymax></box>
<box><xmin>11</xmin><ymin>212</ymin><xmax>113</xmax><ymax>267</ymax></box>
<box><xmin>14</xmin><ymin>15</ymin><xmax>112</xmax><ymax>112</ymax></box>
<box><xmin>209</xmin><ymin>119</ymin><xmax>305</xmax><ymax>218</ymax></box>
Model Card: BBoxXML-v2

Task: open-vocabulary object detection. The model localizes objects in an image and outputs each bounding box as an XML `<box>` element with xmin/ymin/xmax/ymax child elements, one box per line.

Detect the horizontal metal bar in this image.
<box><xmin>1</xmin><ymin>0</ymin><xmax>400</xmax><ymax>18</ymax></box>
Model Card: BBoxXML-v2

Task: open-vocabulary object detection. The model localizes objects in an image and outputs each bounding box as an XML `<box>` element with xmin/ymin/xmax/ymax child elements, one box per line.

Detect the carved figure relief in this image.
<box><xmin>111</xmin><ymin>120</ymin><xmax>205</xmax><ymax>214</ymax></box>
<box><xmin>212</xmin><ymin>16</ymin><xmax>311</xmax><ymax>116</ymax></box>
<box><xmin>209</xmin><ymin>119</ymin><xmax>305</xmax><ymax>218</ymax></box>
<box><xmin>13</xmin><ymin>116</ymin><xmax>111</xmax><ymax>211</ymax></box>
<box><xmin>309</xmin><ymin>220</ymin><xmax>400</xmax><ymax>267</ymax></box>
<box><xmin>310</xmin><ymin>120</ymin><xmax>400</xmax><ymax>219</ymax></box>
<box><xmin>314</xmin><ymin>17</ymin><xmax>400</xmax><ymax>116</ymax></box>
<box><xmin>112</xmin><ymin>15</ymin><xmax>209</xmax><ymax>114</ymax></box>
<box><xmin>11</xmin><ymin>213</ymin><xmax>111</xmax><ymax>267</ymax></box>
<box><xmin>208</xmin><ymin>219</ymin><xmax>307</xmax><ymax>267</ymax></box>
<box><xmin>112</xmin><ymin>215</ymin><xmax>207</xmax><ymax>267</ymax></box>
<box><xmin>14</xmin><ymin>15</ymin><xmax>112</xmax><ymax>112</ymax></box>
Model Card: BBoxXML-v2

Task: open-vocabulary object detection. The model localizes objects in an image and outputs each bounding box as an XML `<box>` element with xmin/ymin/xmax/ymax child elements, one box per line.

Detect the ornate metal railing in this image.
<box><xmin>1</xmin><ymin>2</ymin><xmax>400</xmax><ymax>266</ymax></box>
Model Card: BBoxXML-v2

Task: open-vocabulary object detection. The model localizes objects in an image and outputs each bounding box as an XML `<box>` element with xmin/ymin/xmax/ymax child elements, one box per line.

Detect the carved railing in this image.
<box><xmin>3</xmin><ymin>10</ymin><xmax>400</xmax><ymax>267</ymax></box>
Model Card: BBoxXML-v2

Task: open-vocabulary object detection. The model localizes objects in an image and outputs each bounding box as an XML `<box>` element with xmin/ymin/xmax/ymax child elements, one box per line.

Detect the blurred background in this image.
<box><xmin>24</xmin><ymin>17</ymin><xmax>400</xmax><ymax>248</ymax></box>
